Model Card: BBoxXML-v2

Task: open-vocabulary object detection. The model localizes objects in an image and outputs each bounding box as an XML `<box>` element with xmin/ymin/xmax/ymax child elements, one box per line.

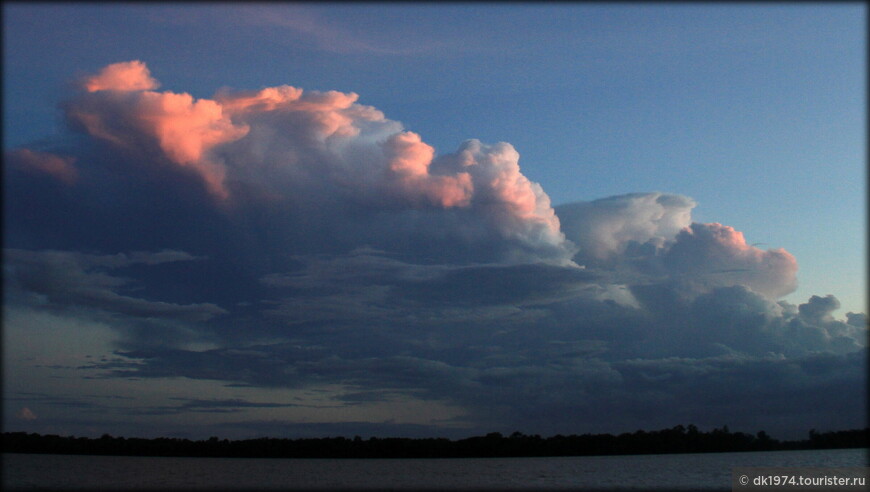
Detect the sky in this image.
<box><xmin>2</xmin><ymin>3</ymin><xmax>866</xmax><ymax>441</ymax></box>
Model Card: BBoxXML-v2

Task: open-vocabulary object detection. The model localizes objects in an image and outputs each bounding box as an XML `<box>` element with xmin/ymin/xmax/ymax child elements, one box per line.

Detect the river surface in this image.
<box><xmin>2</xmin><ymin>448</ymin><xmax>867</xmax><ymax>490</ymax></box>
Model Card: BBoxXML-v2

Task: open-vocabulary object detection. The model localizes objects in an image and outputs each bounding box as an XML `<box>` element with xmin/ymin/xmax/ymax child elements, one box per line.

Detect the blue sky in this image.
<box><xmin>3</xmin><ymin>3</ymin><xmax>866</xmax><ymax>440</ymax></box>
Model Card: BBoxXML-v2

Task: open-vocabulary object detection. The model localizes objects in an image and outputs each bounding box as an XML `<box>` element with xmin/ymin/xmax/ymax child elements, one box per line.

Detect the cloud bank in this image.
<box><xmin>3</xmin><ymin>61</ymin><xmax>865</xmax><ymax>439</ymax></box>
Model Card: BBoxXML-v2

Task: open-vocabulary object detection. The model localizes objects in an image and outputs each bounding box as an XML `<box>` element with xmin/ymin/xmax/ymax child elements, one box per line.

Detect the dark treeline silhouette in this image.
<box><xmin>2</xmin><ymin>425</ymin><xmax>867</xmax><ymax>459</ymax></box>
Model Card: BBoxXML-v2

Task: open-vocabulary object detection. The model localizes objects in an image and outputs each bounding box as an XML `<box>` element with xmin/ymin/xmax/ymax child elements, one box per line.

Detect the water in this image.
<box><xmin>2</xmin><ymin>448</ymin><xmax>866</xmax><ymax>490</ymax></box>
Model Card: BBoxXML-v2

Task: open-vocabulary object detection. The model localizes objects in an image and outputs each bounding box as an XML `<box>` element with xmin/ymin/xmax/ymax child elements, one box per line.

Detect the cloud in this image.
<box><xmin>126</xmin><ymin>397</ymin><xmax>319</xmax><ymax>416</ymax></box>
<box><xmin>382</xmin><ymin>131</ymin><xmax>473</xmax><ymax>208</ymax></box>
<box><xmin>5</xmin><ymin>148</ymin><xmax>78</xmax><ymax>185</ymax></box>
<box><xmin>4</xmin><ymin>60</ymin><xmax>866</xmax><ymax>439</ymax></box>
<box><xmin>607</xmin><ymin>350</ymin><xmax>867</xmax><ymax>436</ymax></box>
<box><xmin>798</xmin><ymin>294</ymin><xmax>840</xmax><ymax>322</ymax></box>
<box><xmin>16</xmin><ymin>407</ymin><xmax>37</xmax><ymax>421</ymax></box>
<box><xmin>557</xmin><ymin>193</ymin><xmax>798</xmax><ymax>301</ymax></box>
<box><xmin>557</xmin><ymin>192</ymin><xmax>696</xmax><ymax>264</ymax></box>
<box><xmin>58</xmin><ymin>61</ymin><xmax>576</xmax><ymax>264</ymax></box>
<box><xmin>231</xmin><ymin>5</ymin><xmax>428</xmax><ymax>55</ymax></box>
<box><xmin>89</xmin><ymin>317</ymin><xmax>865</xmax><ymax>438</ymax></box>
<box><xmin>82</xmin><ymin>60</ymin><xmax>159</xmax><ymax>92</ymax></box>
<box><xmin>432</xmin><ymin>140</ymin><xmax>573</xmax><ymax>263</ymax></box>
<box><xmin>787</xmin><ymin>295</ymin><xmax>867</xmax><ymax>355</ymax></box>
<box><xmin>662</xmin><ymin>222</ymin><xmax>798</xmax><ymax>299</ymax></box>
<box><xmin>215</xmin><ymin>84</ymin><xmax>574</xmax><ymax>263</ymax></box>
<box><xmin>4</xmin><ymin>249</ymin><xmax>226</xmax><ymax>322</ymax></box>
<box><xmin>66</xmin><ymin>76</ymin><xmax>249</xmax><ymax>199</ymax></box>
<box><xmin>79</xmin><ymin>246</ymin><xmax>863</xmax><ymax>435</ymax></box>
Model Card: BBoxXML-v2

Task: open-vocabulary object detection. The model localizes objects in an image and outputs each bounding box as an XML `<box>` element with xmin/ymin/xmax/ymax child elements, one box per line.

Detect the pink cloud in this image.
<box><xmin>6</xmin><ymin>148</ymin><xmax>78</xmax><ymax>185</ymax></box>
<box><xmin>83</xmin><ymin>60</ymin><xmax>159</xmax><ymax>92</ymax></box>
<box><xmin>69</xmin><ymin>68</ymin><xmax>249</xmax><ymax>199</ymax></box>
<box><xmin>134</xmin><ymin>91</ymin><xmax>248</xmax><ymax>165</ymax></box>
<box><xmin>215</xmin><ymin>85</ymin><xmax>305</xmax><ymax>113</ymax></box>
<box><xmin>16</xmin><ymin>407</ymin><xmax>37</xmax><ymax>421</ymax></box>
<box><xmin>665</xmin><ymin>222</ymin><xmax>798</xmax><ymax>299</ymax></box>
<box><xmin>218</xmin><ymin>87</ymin><xmax>378</xmax><ymax>141</ymax></box>
<box><xmin>383</xmin><ymin>132</ymin><xmax>473</xmax><ymax>208</ymax></box>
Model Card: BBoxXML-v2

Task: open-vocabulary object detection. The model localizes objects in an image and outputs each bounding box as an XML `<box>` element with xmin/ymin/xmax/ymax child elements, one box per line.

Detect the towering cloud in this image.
<box><xmin>61</xmin><ymin>61</ymin><xmax>575</xmax><ymax>264</ymax></box>
<box><xmin>434</xmin><ymin>140</ymin><xmax>571</xmax><ymax>263</ymax></box>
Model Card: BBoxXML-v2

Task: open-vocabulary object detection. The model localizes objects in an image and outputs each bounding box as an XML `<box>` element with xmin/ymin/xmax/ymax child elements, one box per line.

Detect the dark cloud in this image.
<box><xmin>127</xmin><ymin>397</ymin><xmax>321</xmax><ymax>416</ymax></box>
<box><xmin>77</xmin><ymin>268</ymin><xmax>864</xmax><ymax>437</ymax></box>
<box><xmin>5</xmin><ymin>148</ymin><xmax>78</xmax><ymax>185</ymax></box>
<box><xmin>6</xmin><ymin>392</ymin><xmax>122</xmax><ymax>412</ymax></box>
<box><xmin>4</xmin><ymin>249</ymin><xmax>226</xmax><ymax>322</ymax></box>
<box><xmin>799</xmin><ymin>294</ymin><xmax>841</xmax><ymax>321</ymax></box>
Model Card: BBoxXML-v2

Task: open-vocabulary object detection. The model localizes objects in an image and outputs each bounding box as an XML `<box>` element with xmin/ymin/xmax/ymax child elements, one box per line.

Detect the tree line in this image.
<box><xmin>2</xmin><ymin>425</ymin><xmax>867</xmax><ymax>459</ymax></box>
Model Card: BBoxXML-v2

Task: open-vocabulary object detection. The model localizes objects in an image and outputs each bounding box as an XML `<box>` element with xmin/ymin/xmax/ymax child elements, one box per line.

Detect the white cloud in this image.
<box><xmin>557</xmin><ymin>192</ymin><xmax>695</xmax><ymax>263</ymax></box>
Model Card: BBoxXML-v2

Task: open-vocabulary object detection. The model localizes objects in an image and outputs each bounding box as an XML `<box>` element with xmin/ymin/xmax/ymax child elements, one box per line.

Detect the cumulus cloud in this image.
<box><xmin>662</xmin><ymin>222</ymin><xmax>798</xmax><ymax>299</ymax></box>
<box><xmin>58</xmin><ymin>61</ymin><xmax>576</xmax><ymax>264</ymax></box>
<box><xmin>786</xmin><ymin>295</ymin><xmax>867</xmax><ymax>355</ymax></box>
<box><xmin>434</xmin><ymin>140</ymin><xmax>573</xmax><ymax>263</ymax></box>
<box><xmin>382</xmin><ymin>131</ymin><xmax>473</xmax><ymax>208</ymax></box>
<box><xmin>82</xmin><ymin>60</ymin><xmax>159</xmax><ymax>92</ymax></box>
<box><xmin>66</xmin><ymin>79</ymin><xmax>249</xmax><ymax>199</ymax></box>
<box><xmin>556</xmin><ymin>193</ymin><xmax>799</xmax><ymax>301</ymax></box>
<box><xmin>557</xmin><ymin>192</ymin><xmax>695</xmax><ymax>264</ymax></box>
<box><xmin>798</xmin><ymin>294</ymin><xmax>840</xmax><ymax>322</ymax></box>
